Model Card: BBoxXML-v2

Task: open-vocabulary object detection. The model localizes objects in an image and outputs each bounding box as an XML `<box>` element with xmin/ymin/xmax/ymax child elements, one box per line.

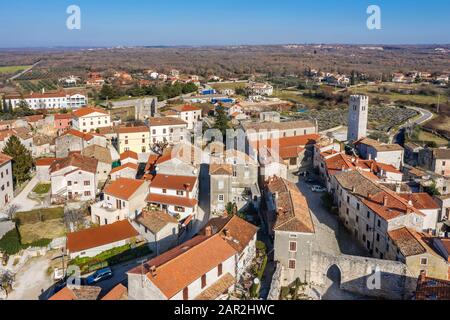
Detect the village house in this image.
<box><xmin>144</xmin><ymin>146</ymin><xmax>199</xmax><ymax>177</ymax></box>
<box><xmin>110</xmin><ymin>162</ymin><xmax>139</xmax><ymax>181</ymax></box>
<box><xmin>120</xmin><ymin>150</ymin><xmax>139</xmax><ymax>165</ymax></box>
<box><xmin>264</xmin><ymin>176</ymin><xmax>315</xmax><ymax>285</ymax></box>
<box><xmin>415</xmin><ymin>271</ymin><xmax>450</xmax><ymax>300</ymax></box>
<box><xmin>330</xmin><ymin>169</ymin><xmax>437</xmax><ymax>261</ymax></box>
<box><xmin>91</xmin><ymin>178</ymin><xmax>148</xmax><ymax>226</ymax></box>
<box><xmin>66</xmin><ymin>220</ymin><xmax>140</xmax><ymax>259</ymax></box>
<box><xmin>0</xmin><ymin>127</ymin><xmax>34</xmax><ymax>151</ymax></box>
<box><xmin>247</xmin><ymin>82</ymin><xmax>274</xmax><ymax>96</ymax></box>
<box><xmin>148</xmin><ymin>117</ymin><xmax>188</xmax><ymax>145</ymax></box>
<box><xmin>54</xmin><ymin>113</ymin><xmax>73</xmax><ymax>135</ymax></box>
<box><xmin>49</xmin><ymin>285</ymin><xmax>102</xmax><ymax>301</ymax></box>
<box><xmin>145</xmin><ymin>173</ymin><xmax>199</xmax><ymax>223</ymax></box>
<box><xmin>36</xmin><ymin>157</ymin><xmax>60</xmax><ymax>182</ymax></box>
<box><xmin>0</xmin><ymin>153</ymin><xmax>14</xmax><ymax>207</ymax></box>
<box><xmin>86</xmin><ymin>72</ymin><xmax>105</xmax><ymax>87</ymax></box>
<box><xmin>164</xmin><ymin>105</ymin><xmax>202</xmax><ymax>130</ymax></box>
<box><xmin>355</xmin><ymin>137</ymin><xmax>405</xmax><ymax>169</ymax></box>
<box><xmin>418</xmin><ymin>148</ymin><xmax>450</xmax><ymax>177</ymax></box>
<box><xmin>242</xmin><ymin>119</ymin><xmax>317</xmax><ymax>142</ymax></box>
<box><xmin>386</xmin><ymin>227</ymin><xmax>450</xmax><ymax>280</ymax></box>
<box><xmin>203</xmin><ymin>215</ymin><xmax>259</xmax><ymax>279</ymax></box>
<box><xmin>127</xmin><ymin>222</ymin><xmax>252</xmax><ymax>300</ymax></box>
<box><xmin>55</xmin><ymin>129</ymin><xmax>107</xmax><ymax>158</ymax></box>
<box><xmin>82</xmin><ymin>144</ymin><xmax>113</xmax><ymax>183</ymax></box>
<box><xmin>133</xmin><ymin>208</ymin><xmax>179</xmax><ymax>255</ymax></box>
<box><xmin>72</xmin><ymin>107</ymin><xmax>111</xmax><ymax>133</ymax></box>
<box><xmin>50</xmin><ymin>153</ymin><xmax>98</xmax><ymax>203</ymax></box>
<box><xmin>117</xmin><ymin>126</ymin><xmax>150</xmax><ymax>155</ymax></box>
<box><xmin>32</xmin><ymin>135</ymin><xmax>54</xmax><ymax>158</ymax></box>
<box><xmin>4</xmin><ymin>91</ymin><xmax>87</xmax><ymax>110</ymax></box>
<box><xmin>209</xmin><ymin>150</ymin><xmax>259</xmax><ymax>214</ymax></box>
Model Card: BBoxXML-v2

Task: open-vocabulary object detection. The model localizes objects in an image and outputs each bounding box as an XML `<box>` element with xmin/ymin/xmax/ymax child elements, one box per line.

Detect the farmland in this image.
<box><xmin>0</xmin><ymin>65</ymin><xmax>32</xmax><ymax>75</ymax></box>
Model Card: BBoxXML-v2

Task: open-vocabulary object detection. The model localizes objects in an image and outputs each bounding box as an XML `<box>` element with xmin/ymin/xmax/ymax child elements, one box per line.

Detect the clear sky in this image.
<box><xmin>0</xmin><ymin>0</ymin><xmax>449</xmax><ymax>48</ymax></box>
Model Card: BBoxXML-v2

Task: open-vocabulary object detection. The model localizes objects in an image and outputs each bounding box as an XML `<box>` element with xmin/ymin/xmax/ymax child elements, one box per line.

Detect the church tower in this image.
<box><xmin>347</xmin><ymin>95</ymin><xmax>369</xmax><ymax>142</ymax></box>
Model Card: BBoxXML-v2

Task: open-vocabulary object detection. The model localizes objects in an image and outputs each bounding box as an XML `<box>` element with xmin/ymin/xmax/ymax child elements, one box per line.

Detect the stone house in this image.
<box><xmin>355</xmin><ymin>138</ymin><xmax>404</xmax><ymax>169</ymax></box>
<box><xmin>50</xmin><ymin>153</ymin><xmax>98</xmax><ymax>202</ymax></box>
<box><xmin>127</xmin><ymin>231</ymin><xmax>237</xmax><ymax>300</ymax></box>
<box><xmin>0</xmin><ymin>153</ymin><xmax>14</xmax><ymax>207</ymax></box>
<box><xmin>418</xmin><ymin>148</ymin><xmax>450</xmax><ymax>177</ymax></box>
<box><xmin>148</xmin><ymin>117</ymin><xmax>188</xmax><ymax>145</ymax></box>
<box><xmin>55</xmin><ymin>129</ymin><xmax>107</xmax><ymax>158</ymax></box>
<box><xmin>387</xmin><ymin>227</ymin><xmax>450</xmax><ymax>280</ymax></box>
<box><xmin>117</xmin><ymin>126</ymin><xmax>151</xmax><ymax>155</ymax></box>
<box><xmin>242</xmin><ymin>119</ymin><xmax>317</xmax><ymax>142</ymax></box>
<box><xmin>133</xmin><ymin>208</ymin><xmax>179</xmax><ymax>255</ymax></box>
<box><xmin>82</xmin><ymin>144</ymin><xmax>113</xmax><ymax>184</ymax></box>
<box><xmin>110</xmin><ymin>163</ymin><xmax>138</xmax><ymax>181</ymax></box>
<box><xmin>264</xmin><ymin>176</ymin><xmax>315</xmax><ymax>285</ymax></box>
<box><xmin>72</xmin><ymin>107</ymin><xmax>111</xmax><ymax>133</ymax></box>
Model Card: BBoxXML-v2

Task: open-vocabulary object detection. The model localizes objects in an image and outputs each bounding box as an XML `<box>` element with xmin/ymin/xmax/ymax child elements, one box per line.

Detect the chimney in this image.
<box><xmin>224</xmin><ymin>228</ymin><xmax>230</xmax><ymax>237</ymax></box>
<box><xmin>205</xmin><ymin>226</ymin><xmax>213</xmax><ymax>237</ymax></box>
<box><xmin>383</xmin><ymin>195</ymin><xmax>388</xmax><ymax>206</ymax></box>
<box><xmin>150</xmin><ymin>265</ymin><xmax>157</xmax><ymax>277</ymax></box>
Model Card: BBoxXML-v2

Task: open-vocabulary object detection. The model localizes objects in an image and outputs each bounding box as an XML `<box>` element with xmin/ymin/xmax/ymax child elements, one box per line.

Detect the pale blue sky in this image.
<box><xmin>0</xmin><ymin>0</ymin><xmax>449</xmax><ymax>47</ymax></box>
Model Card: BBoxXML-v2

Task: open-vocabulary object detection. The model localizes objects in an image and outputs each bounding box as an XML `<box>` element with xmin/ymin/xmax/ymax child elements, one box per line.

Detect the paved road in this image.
<box><xmin>393</xmin><ymin>106</ymin><xmax>434</xmax><ymax>145</ymax></box>
<box><xmin>8</xmin><ymin>60</ymin><xmax>41</xmax><ymax>82</ymax></box>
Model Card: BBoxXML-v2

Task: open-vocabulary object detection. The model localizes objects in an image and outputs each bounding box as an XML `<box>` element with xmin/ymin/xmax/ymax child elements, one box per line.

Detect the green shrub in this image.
<box><xmin>256</xmin><ymin>241</ymin><xmax>266</xmax><ymax>253</ymax></box>
<box><xmin>0</xmin><ymin>229</ymin><xmax>50</xmax><ymax>255</ymax></box>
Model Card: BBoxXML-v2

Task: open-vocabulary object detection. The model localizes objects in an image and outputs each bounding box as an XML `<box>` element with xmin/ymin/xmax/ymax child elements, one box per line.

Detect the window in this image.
<box><xmin>376</xmin><ymin>233</ymin><xmax>380</xmax><ymax>242</ymax></box>
<box><xmin>218</xmin><ymin>194</ymin><xmax>224</xmax><ymax>202</ymax></box>
<box><xmin>289</xmin><ymin>233</ymin><xmax>298</xmax><ymax>239</ymax></box>
<box><xmin>346</xmin><ymin>208</ymin><xmax>349</xmax><ymax>215</ymax></box>
<box><xmin>218</xmin><ymin>263</ymin><xmax>223</xmax><ymax>277</ymax></box>
<box><xmin>289</xmin><ymin>241</ymin><xmax>297</xmax><ymax>252</ymax></box>
<box><xmin>218</xmin><ymin>180</ymin><xmax>224</xmax><ymax>190</ymax></box>
<box><xmin>84</xmin><ymin>181</ymin><xmax>90</xmax><ymax>186</ymax></box>
<box><xmin>347</xmin><ymin>196</ymin><xmax>350</xmax><ymax>204</ymax></box>
<box><xmin>288</xmin><ymin>259</ymin><xmax>296</xmax><ymax>269</ymax></box>
<box><xmin>367</xmin><ymin>211</ymin><xmax>370</xmax><ymax>219</ymax></box>
<box><xmin>366</xmin><ymin>224</ymin><xmax>369</xmax><ymax>232</ymax></box>
<box><xmin>420</xmin><ymin>258</ymin><xmax>428</xmax><ymax>266</ymax></box>
<box><xmin>377</xmin><ymin>220</ymin><xmax>381</xmax><ymax>228</ymax></box>
<box><xmin>356</xmin><ymin>216</ymin><xmax>359</xmax><ymax>223</ymax></box>
<box><xmin>176</xmin><ymin>190</ymin><xmax>184</xmax><ymax>196</ymax></box>
<box><xmin>84</xmin><ymin>191</ymin><xmax>91</xmax><ymax>196</ymax></box>
<box><xmin>68</xmin><ymin>181</ymin><xmax>72</xmax><ymax>186</ymax></box>
<box><xmin>175</xmin><ymin>206</ymin><xmax>185</xmax><ymax>212</ymax></box>
<box><xmin>201</xmin><ymin>274</ymin><xmax>207</xmax><ymax>289</ymax></box>
<box><xmin>162</xmin><ymin>189</ymin><xmax>167</xmax><ymax>194</ymax></box>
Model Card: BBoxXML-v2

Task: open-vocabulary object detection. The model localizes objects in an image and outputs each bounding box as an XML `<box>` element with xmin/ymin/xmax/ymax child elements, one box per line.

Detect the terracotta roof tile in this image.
<box><xmin>116</xmin><ymin>126</ymin><xmax>149</xmax><ymax>134</ymax></box>
<box><xmin>388</xmin><ymin>227</ymin><xmax>427</xmax><ymax>257</ymax></box>
<box><xmin>149</xmin><ymin>117</ymin><xmax>187</xmax><ymax>127</ymax></box>
<box><xmin>120</xmin><ymin>150</ymin><xmax>138</xmax><ymax>160</ymax></box>
<box><xmin>399</xmin><ymin>193</ymin><xmax>440</xmax><ymax>210</ymax></box>
<box><xmin>145</xmin><ymin>174</ymin><xmax>197</xmax><ymax>192</ymax></box>
<box><xmin>127</xmin><ymin>234</ymin><xmax>236</xmax><ymax>299</ymax></box>
<box><xmin>50</xmin><ymin>153</ymin><xmax>98</xmax><ymax>174</ymax></box>
<box><xmin>0</xmin><ymin>153</ymin><xmax>12</xmax><ymax>166</ymax></box>
<box><xmin>136</xmin><ymin>209</ymin><xmax>178</xmax><ymax>234</ymax></box>
<box><xmin>49</xmin><ymin>286</ymin><xmax>101</xmax><ymax>301</ymax></box>
<box><xmin>146</xmin><ymin>193</ymin><xmax>198</xmax><ymax>208</ymax></box>
<box><xmin>416</xmin><ymin>274</ymin><xmax>450</xmax><ymax>300</ymax></box>
<box><xmin>103</xmin><ymin>178</ymin><xmax>146</xmax><ymax>200</ymax></box>
<box><xmin>194</xmin><ymin>273</ymin><xmax>235</xmax><ymax>300</ymax></box>
<box><xmin>72</xmin><ymin>107</ymin><xmax>109</xmax><ymax>118</ymax></box>
<box><xmin>110</xmin><ymin>162</ymin><xmax>139</xmax><ymax>174</ymax></box>
<box><xmin>67</xmin><ymin>221</ymin><xmax>139</xmax><ymax>253</ymax></box>
<box><xmin>101</xmin><ymin>284</ymin><xmax>128</xmax><ymax>300</ymax></box>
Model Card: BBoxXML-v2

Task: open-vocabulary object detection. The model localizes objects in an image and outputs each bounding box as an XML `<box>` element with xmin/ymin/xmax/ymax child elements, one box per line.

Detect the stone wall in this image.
<box><xmin>310</xmin><ymin>252</ymin><xmax>417</xmax><ymax>300</ymax></box>
<box><xmin>267</xmin><ymin>262</ymin><xmax>282</xmax><ymax>300</ymax></box>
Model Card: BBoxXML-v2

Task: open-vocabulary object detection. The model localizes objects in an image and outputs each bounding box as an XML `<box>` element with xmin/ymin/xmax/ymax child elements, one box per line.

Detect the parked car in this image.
<box><xmin>86</xmin><ymin>267</ymin><xmax>113</xmax><ymax>285</ymax></box>
<box><xmin>311</xmin><ymin>185</ymin><xmax>327</xmax><ymax>193</ymax></box>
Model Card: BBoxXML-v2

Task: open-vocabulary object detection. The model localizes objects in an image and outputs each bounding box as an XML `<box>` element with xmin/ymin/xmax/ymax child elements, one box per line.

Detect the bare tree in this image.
<box><xmin>0</xmin><ymin>271</ymin><xmax>14</xmax><ymax>298</ymax></box>
<box><xmin>4</xmin><ymin>204</ymin><xmax>18</xmax><ymax>221</ymax></box>
<box><xmin>63</xmin><ymin>208</ymin><xmax>85</xmax><ymax>232</ymax></box>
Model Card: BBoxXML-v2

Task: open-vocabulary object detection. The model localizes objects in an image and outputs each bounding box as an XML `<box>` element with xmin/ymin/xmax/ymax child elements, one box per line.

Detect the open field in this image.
<box><xmin>209</xmin><ymin>81</ymin><xmax>248</xmax><ymax>91</ymax></box>
<box><xmin>0</xmin><ymin>65</ymin><xmax>32</xmax><ymax>75</ymax></box>
<box><xmin>18</xmin><ymin>218</ymin><xmax>65</xmax><ymax>244</ymax></box>
<box><xmin>416</xmin><ymin>129</ymin><xmax>449</xmax><ymax>146</ymax></box>
<box><xmin>32</xmin><ymin>183</ymin><xmax>51</xmax><ymax>195</ymax></box>
<box><xmin>347</xmin><ymin>83</ymin><xmax>446</xmax><ymax>106</ymax></box>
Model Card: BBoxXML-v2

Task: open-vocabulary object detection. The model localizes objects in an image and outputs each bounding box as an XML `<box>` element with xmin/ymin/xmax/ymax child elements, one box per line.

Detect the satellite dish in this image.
<box><xmin>253</xmin><ymin>278</ymin><xmax>260</xmax><ymax>285</ymax></box>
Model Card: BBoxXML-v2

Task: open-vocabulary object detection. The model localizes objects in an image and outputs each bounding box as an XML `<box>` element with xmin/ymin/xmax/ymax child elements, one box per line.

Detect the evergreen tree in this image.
<box><xmin>2</xmin><ymin>136</ymin><xmax>33</xmax><ymax>185</ymax></box>
<box><xmin>213</xmin><ymin>108</ymin><xmax>230</xmax><ymax>139</ymax></box>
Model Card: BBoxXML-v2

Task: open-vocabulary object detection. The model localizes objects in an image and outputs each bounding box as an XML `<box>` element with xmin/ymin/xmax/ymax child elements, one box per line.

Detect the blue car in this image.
<box><xmin>86</xmin><ymin>267</ymin><xmax>113</xmax><ymax>285</ymax></box>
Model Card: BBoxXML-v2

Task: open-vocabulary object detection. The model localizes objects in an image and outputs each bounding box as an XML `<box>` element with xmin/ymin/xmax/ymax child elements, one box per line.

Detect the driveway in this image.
<box><xmin>0</xmin><ymin>176</ymin><xmax>40</xmax><ymax>218</ymax></box>
<box><xmin>7</xmin><ymin>254</ymin><xmax>54</xmax><ymax>300</ymax></box>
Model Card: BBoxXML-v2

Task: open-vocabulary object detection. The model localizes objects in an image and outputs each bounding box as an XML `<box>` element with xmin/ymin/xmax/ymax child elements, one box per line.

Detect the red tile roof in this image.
<box><xmin>110</xmin><ymin>162</ymin><xmax>139</xmax><ymax>174</ymax></box>
<box><xmin>416</xmin><ymin>272</ymin><xmax>450</xmax><ymax>300</ymax></box>
<box><xmin>103</xmin><ymin>178</ymin><xmax>146</xmax><ymax>200</ymax></box>
<box><xmin>120</xmin><ymin>150</ymin><xmax>138</xmax><ymax>160</ymax></box>
<box><xmin>116</xmin><ymin>126</ymin><xmax>149</xmax><ymax>134</ymax></box>
<box><xmin>35</xmin><ymin>157</ymin><xmax>59</xmax><ymax>166</ymax></box>
<box><xmin>146</xmin><ymin>193</ymin><xmax>198</xmax><ymax>208</ymax></box>
<box><xmin>399</xmin><ymin>193</ymin><xmax>440</xmax><ymax>210</ymax></box>
<box><xmin>50</xmin><ymin>153</ymin><xmax>98</xmax><ymax>174</ymax></box>
<box><xmin>145</xmin><ymin>174</ymin><xmax>197</xmax><ymax>192</ymax></box>
<box><xmin>127</xmin><ymin>234</ymin><xmax>236</xmax><ymax>299</ymax></box>
<box><xmin>63</xmin><ymin>129</ymin><xmax>94</xmax><ymax>141</ymax></box>
<box><xmin>171</xmin><ymin>105</ymin><xmax>202</xmax><ymax>112</ymax></box>
<box><xmin>0</xmin><ymin>153</ymin><xmax>12</xmax><ymax>166</ymax></box>
<box><xmin>49</xmin><ymin>286</ymin><xmax>101</xmax><ymax>301</ymax></box>
<box><xmin>101</xmin><ymin>284</ymin><xmax>128</xmax><ymax>300</ymax></box>
<box><xmin>54</xmin><ymin>113</ymin><xmax>73</xmax><ymax>120</ymax></box>
<box><xmin>72</xmin><ymin>107</ymin><xmax>109</xmax><ymax>118</ymax></box>
<box><xmin>67</xmin><ymin>221</ymin><xmax>139</xmax><ymax>253</ymax></box>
